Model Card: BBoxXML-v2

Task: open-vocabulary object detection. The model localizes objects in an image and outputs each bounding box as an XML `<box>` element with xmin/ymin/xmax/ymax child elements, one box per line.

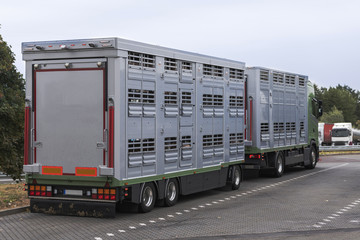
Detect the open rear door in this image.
<box><xmin>33</xmin><ymin>61</ymin><xmax>106</xmax><ymax>175</ymax></box>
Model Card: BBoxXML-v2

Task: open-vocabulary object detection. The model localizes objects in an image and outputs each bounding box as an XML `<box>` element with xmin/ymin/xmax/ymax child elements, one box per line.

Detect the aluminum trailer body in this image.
<box><xmin>352</xmin><ymin>128</ymin><xmax>360</xmax><ymax>145</ymax></box>
<box><xmin>22</xmin><ymin>38</ymin><xmax>245</xmax><ymax>217</ymax></box>
<box><xmin>243</xmin><ymin>67</ymin><xmax>321</xmax><ymax>176</ymax></box>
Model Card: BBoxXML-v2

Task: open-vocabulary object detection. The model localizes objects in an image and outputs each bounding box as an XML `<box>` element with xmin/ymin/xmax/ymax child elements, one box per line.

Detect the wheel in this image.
<box><xmin>305</xmin><ymin>145</ymin><xmax>317</xmax><ymax>169</ymax></box>
<box><xmin>273</xmin><ymin>152</ymin><xmax>284</xmax><ymax>178</ymax></box>
<box><xmin>164</xmin><ymin>179</ymin><xmax>179</xmax><ymax>207</ymax></box>
<box><xmin>138</xmin><ymin>183</ymin><xmax>156</xmax><ymax>213</ymax></box>
<box><xmin>231</xmin><ymin>165</ymin><xmax>241</xmax><ymax>190</ymax></box>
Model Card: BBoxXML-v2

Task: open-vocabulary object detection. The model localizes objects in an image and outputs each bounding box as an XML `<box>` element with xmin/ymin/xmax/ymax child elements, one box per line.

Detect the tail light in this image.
<box><xmin>92</xmin><ymin>188</ymin><xmax>117</xmax><ymax>201</ymax></box>
<box><xmin>249</xmin><ymin>154</ymin><xmax>261</xmax><ymax>159</ymax></box>
<box><xmin>28</xmin><ymin>184</ymin><xmax>52</xmax><ymax>197</ymax></box>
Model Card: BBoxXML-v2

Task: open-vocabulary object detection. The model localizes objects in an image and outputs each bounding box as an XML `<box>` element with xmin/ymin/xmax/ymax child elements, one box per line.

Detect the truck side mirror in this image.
<box><xmin>318</xmin><ymin>100</ymin><xmax>323</xmax><ymax>118</ymax></box>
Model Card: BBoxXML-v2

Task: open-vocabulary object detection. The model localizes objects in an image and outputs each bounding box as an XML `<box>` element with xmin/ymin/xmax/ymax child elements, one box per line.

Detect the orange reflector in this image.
<box><xmin>98</xmin><ymin>188</ymin><xmax>104</xmax><ymax>194</ymax></box>
<box><xmin>35</xmin><ymin>186</ymin><xmax>40</xmax><ymax>191</ymax></box>
<box><xmin>30</xmin><ymin>185</ymin><xmax>34</xmax><ymax>191</ymax></box>
<box><xmin>75</xmin><ymin>167</ymin><xmax>97</xmax><ymax>177</ymax></box>
<box><xmin>110</xmin><ymin>189</ymin><xmax>116</xmax><ymax>195</ymax></box>
<box><xmin>42</xmin><ymin>166</ymin><xmax>63</xmax><ymax>175</ymax></box>
<box><xmin>41</xmin><ymin>186</ymin><xmax>46</xmax><ymax>191</ymax></box>
<box><xmin>104</xmin><ymin>189</ymin><xmax>110</xmax><ymax>194</ymax></box>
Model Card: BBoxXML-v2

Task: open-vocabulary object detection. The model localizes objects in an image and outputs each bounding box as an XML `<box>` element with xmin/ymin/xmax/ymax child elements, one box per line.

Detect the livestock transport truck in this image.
<box><xmin>22</xmin><ymin>38</ymin><xmax>322</xmax><ymax>217</ymax></box>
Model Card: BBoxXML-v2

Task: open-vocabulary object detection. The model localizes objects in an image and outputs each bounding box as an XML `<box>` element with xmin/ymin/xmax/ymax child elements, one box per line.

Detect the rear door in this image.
<box><xmin>33</xmin><ymin>60</ymin><xmax>106</xmax><ymax>175</ymax></box>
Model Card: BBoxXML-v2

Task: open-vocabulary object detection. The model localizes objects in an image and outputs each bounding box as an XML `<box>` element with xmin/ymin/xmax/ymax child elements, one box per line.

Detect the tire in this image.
<box><xmin>305</xmin><ymin>145</ymin><xmax>317</xmax><ymax>169</ymax></box>
<box><xmin>231</xmin><ymin>165</ymin><xmax>241</xmax><ymax>190</ymax></box>
<box><xmin>164</xmin><ymin>179</ymin><xmax>179</xmax><ymax>207</ymax></box>
<box><xmin>138</xmin><ymin>183</ymin><xmax>156</xmax><ymax>213</ymax></box>
<box><xmin>273</xmin><ymin>152</ymin><xmax>284</xmax><ymax>178</ymax></box>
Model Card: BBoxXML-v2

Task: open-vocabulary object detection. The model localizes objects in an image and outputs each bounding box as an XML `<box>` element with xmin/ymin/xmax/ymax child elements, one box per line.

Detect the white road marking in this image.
<box><xmin>199</xmin><ymin>205</ymin><xmax>205</xmax><ymax>208</ymax></box>
<box><xmin>95</xmin><ymin>163</ymin><xmax>351</xmax><ymax>240</ymax></box>
<box><xmin>212</xmin><ymin>201</ymin><xmax>219</xmax><ymax>204</ymax></box>
<box><xmin>332</xmin><ymin>214</ymin><xmax>340</xmax><ymax>217</ymax></box>
<box><xmin>206</xmin><ymin>203</ymin><xmax>212</xmax><ymax>206</ymax></box>
<box><xmin>350</xmin><ymin>220</ymin><xmax>360</xmax><ymax>223</ymax></box>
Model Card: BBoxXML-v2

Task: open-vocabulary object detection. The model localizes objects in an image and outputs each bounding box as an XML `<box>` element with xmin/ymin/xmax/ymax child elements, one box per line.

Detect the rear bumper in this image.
<box><xmin>30</xmin><ymin>198</ymin><xmax>116</xmax><ymax>218</ymax></box>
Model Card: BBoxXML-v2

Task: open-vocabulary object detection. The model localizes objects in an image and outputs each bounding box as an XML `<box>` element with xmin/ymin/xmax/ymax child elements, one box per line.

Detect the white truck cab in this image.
<box><xmin>331</xmin><ymin>122</ymin><xmax>353</xmax><ymax>145</ymax></box>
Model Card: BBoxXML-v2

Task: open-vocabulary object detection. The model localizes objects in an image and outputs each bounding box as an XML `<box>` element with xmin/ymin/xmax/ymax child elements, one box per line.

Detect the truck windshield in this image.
<box><xmin>332</xmin><ymin>128</ymin><xmax>350</xmax><ymax>137</ymax></box>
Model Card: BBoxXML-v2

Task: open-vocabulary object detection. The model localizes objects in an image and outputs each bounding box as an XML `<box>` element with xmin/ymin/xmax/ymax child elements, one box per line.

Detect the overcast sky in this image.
<box><xmin>1</xmin><ymin>0</ymin><xmax>360</xmax><ymax>90</ymax></box>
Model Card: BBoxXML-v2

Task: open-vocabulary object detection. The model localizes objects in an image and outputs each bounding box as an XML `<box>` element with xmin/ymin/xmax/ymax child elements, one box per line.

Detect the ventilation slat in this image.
<box><xmin>230</xmin><ymin>68</ymin><xmax>244</xmax><ymax>81</ymax></box>
<box><xmin>260</xmin><ymin>70</ymin><xmax>269</xmax><ymax>81</ymax></box>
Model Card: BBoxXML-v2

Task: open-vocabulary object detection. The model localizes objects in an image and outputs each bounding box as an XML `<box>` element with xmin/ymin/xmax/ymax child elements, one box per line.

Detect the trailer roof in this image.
<box><xmin>247</xmin><ymin>66</ymin><xmax>308</xmax><ymax>78</ymax></box>
<box><xmin>22</xmin><ymin>37</ymin><xmax>245</xmax><ymax>68</ymax></box>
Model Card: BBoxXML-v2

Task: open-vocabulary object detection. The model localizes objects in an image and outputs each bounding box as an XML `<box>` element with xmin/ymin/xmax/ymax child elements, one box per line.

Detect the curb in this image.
<box><xmin>0</xmin><ymin>206</ymin><xmax>29</xmax><ymax>217</ymax></box>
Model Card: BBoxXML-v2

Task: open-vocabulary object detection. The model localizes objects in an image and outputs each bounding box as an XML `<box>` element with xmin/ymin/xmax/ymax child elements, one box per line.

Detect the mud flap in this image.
<box><xmin>30</xmin><ymin>199</ymin><xmax>116</xmax><ymax>218</ymax></box>
<box><xmin>303</xmin><ymin>147</ymin><xmax>311</xmax><ymax>166</ymax></box>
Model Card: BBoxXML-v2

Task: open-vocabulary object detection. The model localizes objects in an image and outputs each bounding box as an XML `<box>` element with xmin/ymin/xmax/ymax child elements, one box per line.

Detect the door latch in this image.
<box><xmin>96</xmin><ymin>142</ymin><xmax>107</xmax><ymax>150</ymax></box>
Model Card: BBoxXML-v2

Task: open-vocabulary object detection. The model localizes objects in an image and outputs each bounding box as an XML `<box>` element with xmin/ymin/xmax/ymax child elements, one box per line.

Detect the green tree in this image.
<box><xmin>320</xmin><ymin>106</ymin><xmax>344</xmax><ymax>123</ymax></box>
<box><xmin>0</xmin><ymin>33</ymin><xmax>25</xmax><ymax>180</ymax></box>
<box><xmin>320</xmin><ymin>86</ymin><xmax>357</xmax><ymax>124</ymax></box>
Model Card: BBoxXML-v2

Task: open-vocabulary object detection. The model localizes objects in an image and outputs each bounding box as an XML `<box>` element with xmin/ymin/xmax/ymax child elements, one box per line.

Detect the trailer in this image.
<box><xmin>318</xmin><ymin>123</ymin><xmax>334</xmax><ymax>146</ymax></box>
<box><xmin>353</xmin><ymin>128</ymin><xmax>360</xmax><ymax>145</ymax></box>
<box><xmin>243</xmin><ymin>67</ymin><xmax>321</xmax><ymax>177</ymax></box>
<box><xmin>22</xmin><ymin>38</ymin><xmax>322</xmax><ymax>217</ymax></box>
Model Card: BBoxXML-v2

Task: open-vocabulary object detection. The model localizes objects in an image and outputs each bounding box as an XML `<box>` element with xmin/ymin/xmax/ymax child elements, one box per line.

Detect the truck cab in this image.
<box><xmin>331</xmin><ymin>122</ymin><xmax>353</xmax><ymax>145</ymax></box>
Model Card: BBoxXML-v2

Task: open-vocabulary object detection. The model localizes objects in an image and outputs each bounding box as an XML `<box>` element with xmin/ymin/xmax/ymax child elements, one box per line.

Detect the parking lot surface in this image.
<box><xmin>0</xmin><ymin>155</ymin><xmax>359</xmax><ymax>240</ymax></box>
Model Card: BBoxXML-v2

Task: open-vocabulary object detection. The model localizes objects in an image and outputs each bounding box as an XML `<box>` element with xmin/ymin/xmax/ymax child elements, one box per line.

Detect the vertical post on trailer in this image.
<box><xmin>108</xmin><ymin>105</ymin><xmax>114</xmax><ymax>168</ymax></box>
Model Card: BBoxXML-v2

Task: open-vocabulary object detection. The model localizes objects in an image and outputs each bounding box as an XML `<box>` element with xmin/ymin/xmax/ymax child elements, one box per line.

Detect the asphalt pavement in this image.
<box><xmin>0</xmin><ymin>154</ymin><xmax>359</xmax><ymax>240</ymax></box>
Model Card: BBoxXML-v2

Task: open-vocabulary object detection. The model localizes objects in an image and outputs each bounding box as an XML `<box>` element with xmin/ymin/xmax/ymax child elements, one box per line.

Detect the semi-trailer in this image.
<box><xmin>318</xmin><ymin>123</ymin><xmax>334</xmax><ymax>146</ymax></box>
<box><xmin>22</xmin><ymin>38</ymin><xmax>322</xmax><ymax>217</ymax></box>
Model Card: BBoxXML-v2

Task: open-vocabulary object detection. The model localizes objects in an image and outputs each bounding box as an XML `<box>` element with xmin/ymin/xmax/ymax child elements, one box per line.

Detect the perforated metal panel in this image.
<box><xmin>246</xmin><ymin>67</ymin><xmax>308</xmax><ymax>151</ymax></box>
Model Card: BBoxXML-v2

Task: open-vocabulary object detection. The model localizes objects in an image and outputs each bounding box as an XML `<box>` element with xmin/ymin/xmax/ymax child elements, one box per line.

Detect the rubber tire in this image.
<box><xmin>138</xmin><ymin>183</ymin><xmax>156</xmax><ymax>213</ymax></box>
<box><xmin>231</xmin><ymin>165</ymin><xmax>241</xmax><ymax>190</ymax></box>
<box><xmin>273</xmin><ymin>152</ymin><xmax>284</xmax><ymax>178</ymax></box>
<box><xmin>164</xmin><ymin>179</ymin><xmax>179</xmax><ymax>207</ymax></box>
<box><xmin>305</xmin><ymin>145</ymin><xmax>317</xmax><ymax>169</ymax></box>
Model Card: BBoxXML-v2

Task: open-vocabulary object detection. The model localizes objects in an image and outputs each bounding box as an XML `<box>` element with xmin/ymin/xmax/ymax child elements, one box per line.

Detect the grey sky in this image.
<box><xmin>1</xmin><ymin>0</ymin><xmax>360</xmax><ymax>90</ymax></box>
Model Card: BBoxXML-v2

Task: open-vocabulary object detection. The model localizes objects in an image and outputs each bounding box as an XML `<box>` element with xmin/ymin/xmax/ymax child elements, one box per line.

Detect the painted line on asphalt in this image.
<box><xmin>94</xmin><ymin>163</ymin><xmax>349</xmax><ymax>239</ymax></box>
<box><xmin>313</xmin><ymin>196</ymin><xmax>359</xmax><ymax>228</ymax></box>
